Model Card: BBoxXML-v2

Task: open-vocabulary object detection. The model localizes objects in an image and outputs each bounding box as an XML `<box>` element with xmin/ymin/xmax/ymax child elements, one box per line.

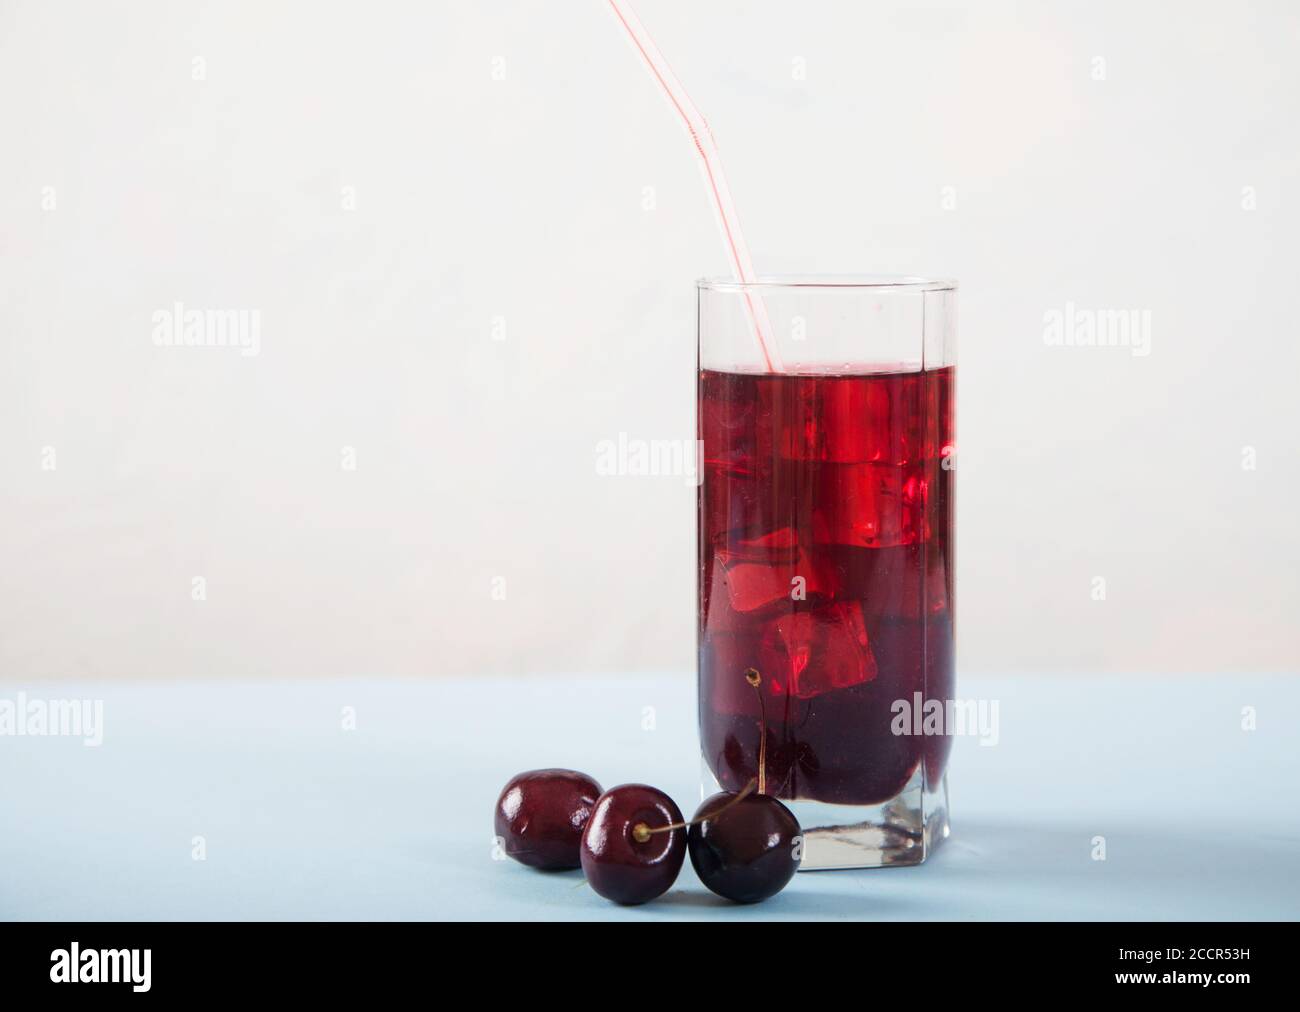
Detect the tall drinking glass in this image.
<box><xmin>697</xmin><ymin>276</ymin><xmax>956</xmax><ymax>869</ymax></box>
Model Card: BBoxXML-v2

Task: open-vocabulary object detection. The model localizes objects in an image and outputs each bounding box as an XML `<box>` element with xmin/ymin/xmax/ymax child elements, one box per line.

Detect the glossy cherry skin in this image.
<box><xmin>580</xmin><ymin>784</ymin><xmax>687</xmax><ymax>905</ymax></box>
<box><xmin>687</xmin><ymin>791</ymin><xmax>801</xmax><ymax>903</ymax></box>
<box><xmin>494</xmin><ymin>769</ymin><xmax>603</xmax><ymax>870</ymax></box>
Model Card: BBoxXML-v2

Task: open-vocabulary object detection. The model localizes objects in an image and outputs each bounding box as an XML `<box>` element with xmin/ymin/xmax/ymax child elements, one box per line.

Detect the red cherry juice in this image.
<box><xmin>698</xmin><ymin>365</ymin><xmax>955</xmax><ymax>806</ymax></box>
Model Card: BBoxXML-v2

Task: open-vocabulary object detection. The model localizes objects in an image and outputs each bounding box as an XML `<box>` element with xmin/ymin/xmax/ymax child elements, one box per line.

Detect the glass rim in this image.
<box><xmin>697</xmin><ymin>273</ymin><xmax>957</xmax><ymax>293</ymax></box>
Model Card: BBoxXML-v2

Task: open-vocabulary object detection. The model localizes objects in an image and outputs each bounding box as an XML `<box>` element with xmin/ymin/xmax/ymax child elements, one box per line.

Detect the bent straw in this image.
<box><xmin>606</xmin><ymin>0</ymin><xmax>784</xmax><ymax>373</ymax></box>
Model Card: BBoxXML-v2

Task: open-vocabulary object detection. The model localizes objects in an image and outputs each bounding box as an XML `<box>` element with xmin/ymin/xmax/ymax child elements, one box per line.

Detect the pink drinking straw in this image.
<box><xmin>606</xmin><ymin>0</ymin><xmax>784</xmax><ymax>373</ymax></box>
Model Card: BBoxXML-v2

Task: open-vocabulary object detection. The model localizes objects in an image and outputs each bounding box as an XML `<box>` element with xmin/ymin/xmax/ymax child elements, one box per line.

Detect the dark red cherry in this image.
<box><xmin>580</xmin><ymin>784</ymin><xmax>686</xmax><ymax>905</ymax></box>
<box><xmin>494</xmin><ymin>769</ymin><xmax>602</xmax><ymax>870</ymax></box>
<box><xmin>687</xmin><ymin>791</ymin><xmax>801</xmax><ymax>903</ymax></box>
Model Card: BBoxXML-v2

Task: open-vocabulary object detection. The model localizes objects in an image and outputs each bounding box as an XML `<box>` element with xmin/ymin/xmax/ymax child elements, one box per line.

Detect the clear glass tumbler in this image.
<box><xmin>697</xmin><ymin>276</ymin><xmax>956</xmax><ymax>869</ymax></box>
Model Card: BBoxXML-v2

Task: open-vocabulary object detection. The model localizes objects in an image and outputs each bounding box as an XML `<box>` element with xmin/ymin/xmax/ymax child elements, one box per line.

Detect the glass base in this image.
<box><xmin>700</xmin><ymin>763</ymin><xmax>949</xmax><ymax>870</ymax></box>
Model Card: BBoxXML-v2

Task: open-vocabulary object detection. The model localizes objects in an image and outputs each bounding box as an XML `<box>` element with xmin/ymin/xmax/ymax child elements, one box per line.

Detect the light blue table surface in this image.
<box><xmin>2</xmin><ymin>673</ymin><xmax>1297</xmax><ymax>921</ymax></box>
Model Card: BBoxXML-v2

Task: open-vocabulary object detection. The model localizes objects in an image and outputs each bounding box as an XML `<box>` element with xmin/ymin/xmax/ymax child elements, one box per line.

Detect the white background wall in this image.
<box><xmin>2</xmin><ymin>0</ymin><xmax>1297</xmax><ymax>680</ymax></box>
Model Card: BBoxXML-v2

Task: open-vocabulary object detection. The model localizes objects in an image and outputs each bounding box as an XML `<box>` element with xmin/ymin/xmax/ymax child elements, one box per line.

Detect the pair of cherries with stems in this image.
<box><xmin>494</xmin><ymin>669</ymin><xmax>802</xmax><ymax>905</ymax></box>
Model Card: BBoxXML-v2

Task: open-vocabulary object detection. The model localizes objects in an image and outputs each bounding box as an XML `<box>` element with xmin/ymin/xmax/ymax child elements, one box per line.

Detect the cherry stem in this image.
<box><xmin>745</xmin><ymin>667</ymin><xmax>767</xmax><ymax>794</ymax></box>
<box><xmin>631</xmin><ymin>778</ymin><xmax>758</xmax><ymax>843</ymax></box>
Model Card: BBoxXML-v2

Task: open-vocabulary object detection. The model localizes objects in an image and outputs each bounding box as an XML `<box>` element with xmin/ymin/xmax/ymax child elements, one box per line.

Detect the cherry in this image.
<box><xmin>494</xmin><ymin>769</ymin><xmax>602</xmax><ymax>870</ymax></box>
<box><xmin>580</xmin><ymin>784</ymin><xmax>686</xmax><ymax>905</ymax></box>
<box><xmin>688</xmin><ymin>789</ymin><xmax>801</xmax><ymax>903</ymax></box>
<box><xmin>688</xmin><ymin>666</ymin><xmax>800</xmax><ymax>903</ymax></box>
